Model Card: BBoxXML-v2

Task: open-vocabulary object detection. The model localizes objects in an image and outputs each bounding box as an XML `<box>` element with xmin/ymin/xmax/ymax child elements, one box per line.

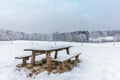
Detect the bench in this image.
<box><xmin>15</xmin><ymin>53</ymin><xmax>42</xmax><ymax>66</ymax></box>
<box><xmin>51</xmin><ymin>53</ymin><xmax>81</xmax><ymax>73</ymax></box>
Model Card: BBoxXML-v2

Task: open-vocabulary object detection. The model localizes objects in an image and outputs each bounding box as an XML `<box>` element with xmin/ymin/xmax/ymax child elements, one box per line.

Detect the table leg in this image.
<box><xmin>22</xmin><ymin>57</ymin><xmax>29</xmax><ymax>66</ymax></box>
<box><xmin>54</xmin><ymin>51</ymin><xmax>58</xmax><ymax>59</ymax></box>
<box><xmin>66</xmin><ymin>48</ymin><xmax>70</xmax><ymax>55</ymax></box>
<box><xmin>23</xmin><ymin>58</ymin><xmax>26</xmax><ymax>66</ymax></box>
<box><xmin>75</xmin><ymin>55</ymin><xmax>80</xmax><ymax>62</ymax></box>
<box><xmin>46</xmin><ymin>51</ymin><xmax>51</xmax><ymax>72</ymax></box>
<box><xmin>31</xmin><ymin>51</ymin><xmax>36</xmax><ymax>66</ymax></box>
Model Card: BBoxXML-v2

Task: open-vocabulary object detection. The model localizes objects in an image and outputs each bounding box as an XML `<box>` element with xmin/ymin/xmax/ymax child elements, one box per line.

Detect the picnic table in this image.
<box><xmin>24</xmin><ymin>46</ymin><xmax>72</xmax><ymax>72</ymax></box>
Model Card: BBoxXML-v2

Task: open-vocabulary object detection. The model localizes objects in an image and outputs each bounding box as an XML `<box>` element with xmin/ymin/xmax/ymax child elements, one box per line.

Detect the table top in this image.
<box><xmin>24</xmin><ymin>46</ymin><xmax>72</xmax><ymax>52</ymax></box>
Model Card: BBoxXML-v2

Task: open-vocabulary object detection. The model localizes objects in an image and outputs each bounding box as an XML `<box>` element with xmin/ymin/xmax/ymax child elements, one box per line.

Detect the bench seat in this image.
<box><xmin>15</xmin><ymin>53</ymin><xmax>42</xmax><ymax>66</ymax></box>
<box><xmin>51</xmin><ymin>53</ymin><xmax>81</xmax><ymax>62</ymax></box>
<box><xmin>15</xmin><ymin>53</ymin><xmax>41</xmax><ymax>59</ymax></box>
<box><xmin>51</xmin><ymin>53</ymin><xmax>81</xmax><ymax>73</ymax></box>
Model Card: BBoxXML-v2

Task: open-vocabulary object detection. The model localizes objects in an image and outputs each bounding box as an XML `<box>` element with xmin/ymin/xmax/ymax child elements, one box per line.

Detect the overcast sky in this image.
<box><xmin>0</xmin><ymin>0</ymin><xmax>120</xmax><ymax>33</ymax></box>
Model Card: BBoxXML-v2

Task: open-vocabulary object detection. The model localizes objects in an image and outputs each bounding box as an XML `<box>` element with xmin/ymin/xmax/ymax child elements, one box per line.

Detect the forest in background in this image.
<box><xmin>0</xmin><ymin>29</ymin><xmax>120</xmax><ymax>42</ymax></box>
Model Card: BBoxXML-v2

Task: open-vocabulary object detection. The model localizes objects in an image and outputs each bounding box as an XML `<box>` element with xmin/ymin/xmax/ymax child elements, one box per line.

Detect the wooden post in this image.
<box><xmin>75</xmin><ymin>55</ymin><xmax>80</xmax><ymax>62</ymax></box>
<box><xmin>66</xmin><ymin>48</ymin><xmax>70</xmax><ymax>55</ymax></box>
<box><xmin>23</xmin><ymin>58</ymin><xmax>26</xmax><ymax>66</ymax></box>
<box><xmin>22</xmin><ymin>57</ymin><xmax>29</xmax><ymax>66</ymax></box>
<box><xmin>54</xmin><ymin>50</ymin><xmax>58</xmax><ymax>59</ymax></box>
<box><xmin>58</xmin><ymin>62</ymin><xmax>65</xmax><ymax>73</ymax></box>
<box><xmin>61</xmin><ymin>62</ymin><xmax>65</xmax><ymax>70</ymax></box>
<box><xmin>46</xmin><ymin>51</ymin><xmax>51</xmax><ymax>72</ymax></box>
<box><xmin>31</xmin><ymin>51</ymin><xmax>36</xmax><ymax>66</ymax></box>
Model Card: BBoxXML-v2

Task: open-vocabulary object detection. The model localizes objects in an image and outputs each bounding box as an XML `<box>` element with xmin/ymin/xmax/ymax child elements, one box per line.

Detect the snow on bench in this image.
<box><xmin>15</xmin><ymin>53</ymin><xmax>42</xmax><ymax>66</ymax></box>
<box><xmin>51</xmin><ymin>53</ymin><xmax>81</xmax><ymax>62</ymax></box>
<box><xmin>51</xmin><ymin>53</ymin><xmax>81</xmax><ymax>73</ymax></box>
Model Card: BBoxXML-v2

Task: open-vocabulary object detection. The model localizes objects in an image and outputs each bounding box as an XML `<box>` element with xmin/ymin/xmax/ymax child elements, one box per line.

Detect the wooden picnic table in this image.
<box><xmin>24</xmin><ymin>46</ymin><xmax>72</xmax><ymax>72</ymax></box>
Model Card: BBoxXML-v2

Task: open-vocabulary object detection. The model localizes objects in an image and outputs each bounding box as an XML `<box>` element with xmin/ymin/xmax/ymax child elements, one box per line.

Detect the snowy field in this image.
<box><xmin>0</xmin><ymin>41</ymin><xmax>120</xmax><ymax>80</ymax></box>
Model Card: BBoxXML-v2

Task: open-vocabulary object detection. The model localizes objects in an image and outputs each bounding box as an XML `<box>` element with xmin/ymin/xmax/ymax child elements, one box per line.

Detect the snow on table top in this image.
<box><xmin>24</xmin><ymin>45</ymin><xmax>72</xmax><ymax>51</ymax></box>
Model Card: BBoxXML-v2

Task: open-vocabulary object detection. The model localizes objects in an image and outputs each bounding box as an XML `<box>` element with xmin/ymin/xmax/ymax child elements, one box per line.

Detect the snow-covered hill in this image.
<box><xmin>0</xmin><ymin>41</ymin><xmax>120</xmax><ymax>80</ymax></box>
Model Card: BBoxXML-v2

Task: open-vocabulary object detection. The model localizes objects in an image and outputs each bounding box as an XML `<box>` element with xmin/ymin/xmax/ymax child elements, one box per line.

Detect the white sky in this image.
<box><xmin>0</xmin><ymin>0</ymin><xmax>120</xmax><ymax>33</ymax></box>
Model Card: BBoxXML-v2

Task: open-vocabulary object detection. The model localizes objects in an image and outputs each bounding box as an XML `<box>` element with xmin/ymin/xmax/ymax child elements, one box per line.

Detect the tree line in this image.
<box><xmin>1</xmin><ymin>29</ymin><xmax>120</xmax><ymax>42</ymax></box>
<box><xmin>0</xmin><ymin>29</ymin><xmax>89</xmax><ymax>42</ymax></box>
<box><xmin>90</xmin><ymin>30</ymin><xmax>120</xmax><ymax>42</ymax></box>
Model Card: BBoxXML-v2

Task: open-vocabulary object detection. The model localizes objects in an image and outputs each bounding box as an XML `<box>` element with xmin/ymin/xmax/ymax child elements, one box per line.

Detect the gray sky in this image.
<box><xmin>0</xmin><ymin>0</ymin><xmax>120</xmax><ymax>33</ymax></box>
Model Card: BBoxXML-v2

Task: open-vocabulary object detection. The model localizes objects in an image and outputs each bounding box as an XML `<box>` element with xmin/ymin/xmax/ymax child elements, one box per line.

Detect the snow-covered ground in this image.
<box><xmin>0</xmin><ymin>41</ymin><xmax>120</xmax><ymax>80</ymax></box>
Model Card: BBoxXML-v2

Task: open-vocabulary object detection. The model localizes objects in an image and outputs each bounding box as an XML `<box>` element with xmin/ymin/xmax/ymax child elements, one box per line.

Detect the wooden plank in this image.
<box><xmin>31</xmin><ymin>51</ymin><xmax>36</xmax><ymax>66</ymax></box>
<box><xmin>75</xmin><ymin>55</ymin><xmax>80</xmax><ymax>62</ymax></box>
<box><xmin>51</xmin><ymin>53</ymin><xmax>81</xmax><ymax>62</ymax></box>
<box><xmin>23</xmin><ymin>58</ymin><xmax>27</xmax><ymax>66</ymax></box>
<box><xmin>62</xmin><ymin>53</ymin><xmax>81</xmax><ymax>62</ymax></box>
<box><xmin>15</xmin><ymin>53</ymin><xmax>41</xmax><ymax>59</ymax></box>
<box><xmin>15</xmin><ymin>55</ymin><xmax>30</xmax><ymax>59</ymax></box>
<box><xmin>24</xmin><ymin>46</ymin><xmax>72</xmax><ymax>52</ymax></box>
<box><xmin>46</xmin><ymin>51</ymin><xmax>51</xmax><ymax>72</ymax></box>
<box><xmin>47</xmin><ymin>46</ymin><xmax>72</xmax><ymax>52</ymax></box>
